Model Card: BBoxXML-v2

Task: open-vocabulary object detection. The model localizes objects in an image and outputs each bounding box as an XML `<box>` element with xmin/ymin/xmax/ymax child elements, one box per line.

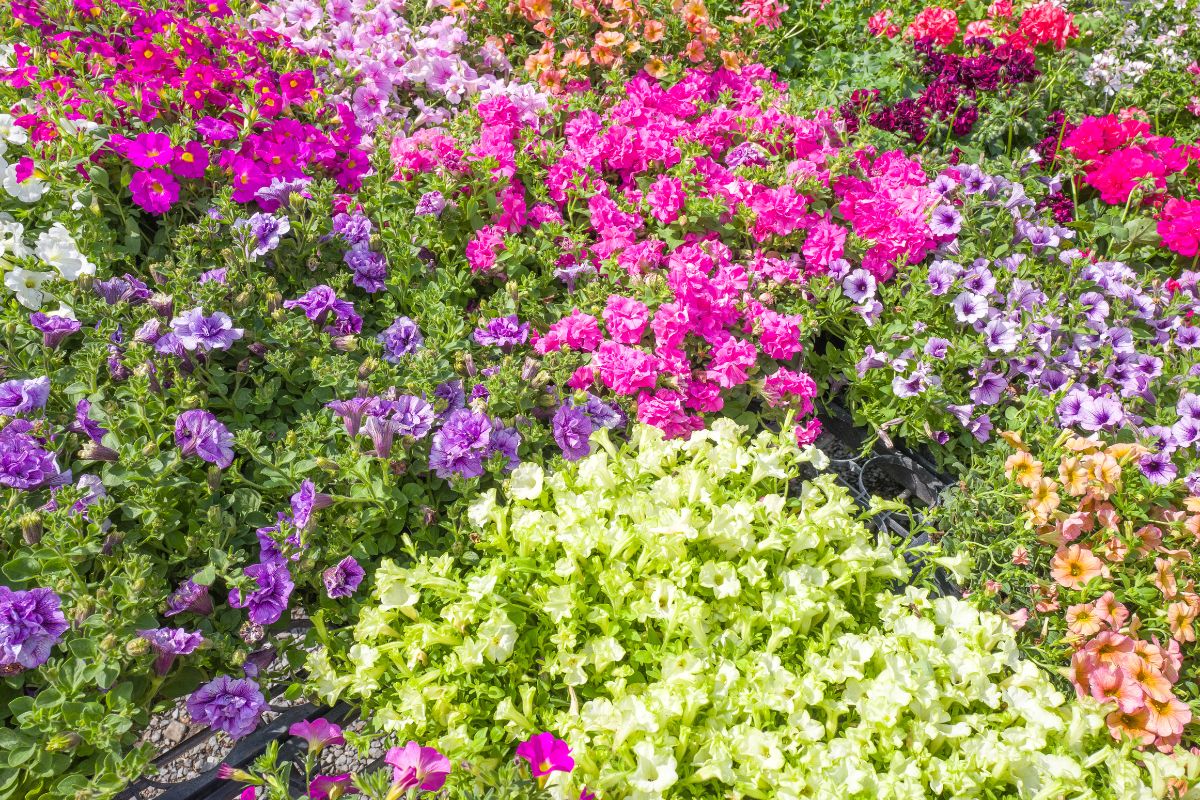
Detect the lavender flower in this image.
<box><xmin>926</xmin><ymin>260</ymin><xmax>959</xmax><ymax>296</ymax></box>
<box><xmin>970</xmin><ymin>372</ymin><xmax>1008</xmax><ymax>406</ymax></box>
<box><xmin>0</xmin><ymin>424</ymin><xmax>60</xmax><ymax>490</ymax></box>
<box><xmin>255</xmin><ymin>177</ymin><xmax>311</xmax><ymax>209</ymax></box>
<box><xmin>924</xmin><ymin>338</ymin><xmax>951</xmax><ymax>359</ymax></box>
<box><xmin>434</xmin><ymin>380</ymin><xmax>465</xmax><ymax>415</ymax></box>
<box><xmin>0</xmin><ymin>586</ymin><xmax>68</xmax><ymax>670</ymax></box>
<box><xmin>72</xmin><ymin>399</ymin><xmax>108</xmax><ymax>443</ymax></box>
<box><xmin>841</xmin><ymin>269</ymin><xmax>876</xmax><ymax>303</ymax></box>
<box><xmin>488</xmin><ymin>420</ymin><xmax>521</xmax><ymax>471</ymax></box>
<box><xmin>1139</xmin><ymin>452</ymin><xmax>1178</xmax><ymax>486</ymax></box>
<box><xmin>138</xmin><ymin>627</ymin><xmax>204</xmax><ymax>674</ymax></box>
<box><xmin>578</xmin><ymin>394</ymin><xmax>625</xmax><ymax>430</ymax></box>
<box><xmin>323</xmin><ymin>556</ymin><xmax>364</xmax><ymax>599</ymax></box>
<box><xmin>1077</xmin><ymin>395</ymin><xmax>1125</xmax><ymax>432</ymax></box>
<box><xmin>285</xmin><ymin>285</ymin><xmax>340</xmax><ymax>324</ymax></box>
<box><xmin>363</xmin><ymin>416</ymin><xmax>402</xmax><ymax>458</ymax></box>
<box><xmin>952</xmin><ymin>292</ymin><xmax>988</xmax><ymax>324</ymax></box>
<box><xmin>473</xmin><ymin>315</ymin><xmax>530</xmax><ymax>348</ymax></box>
<box><xmin>93</xmin><ymin>274</ymin><xmax>151</xmax><ymax>305</ymax></box>
<box><xmin>385</xmin><ymin>395</ymin><xmax>435</xmax><ymax>439</ymax></box>
<box><xmin>228</xmin><ymin>560</ymin><xmax>294</xmax><ymax>626</ymax></box>
<box><xmin>165</xmin><ymin>579</ymin><xmax>213</xmax><ymax>617</ymax></box>
<box><xmin>330</xmin><ymin>211</ymin><xmax>373</xmax><ymax>247</ymax></box>
<box><xmin>0</xmin><ymin>376</ymin><xmax>49</xmax><ymax>415</ymax></box>
<box><xmin>414</xmin><ymin>191</ymin><xmax>447</xmax><ymax>217</ymax></box>
<box><xmin>377</xmin><ymin>316</ymin><xmax>424</xmax><ymax>362</ymax></box>
<box><xmin>327</xmin><ymin>397</ymin><xmax>377</xmax><ymax>437</ymax></box>
<box><xmin>346</xmin><ymin>247</ymin><xmax>387</xmax><ymax>293</ymax></box>
<box><xmin>983</xmin><ymin>319</ymin><xmax>1018</xmax><ymax>353</ymax></box>
<box><xmin>289</xmin><ymin>480</ymin><xmax>331</xmax><ymax>532</ymax></box>
<box><xmin>171</xmin><ymin>308</ymin><xmax>243</xmax><ymax>352</ymax></box>
<box><xmin>428</xmin><ymin>409</ymin><xmax>492</xmax><ymax>479</ymax></box>
<box><xmin>233</xmin><ymin>213</ymin><xmax>291</xmax><ymax>258</ymax></box>
<box><xmin>175</xmin><ymin>409</ymin><xmax>235</xmax><ymax>468</ymax></box>
<box><xmin>199</xmin><ymin>267</ymin><xmax>228</xmax><ymax>285</ymax></box>
<box><xmin>553</xmin><ymin>403</ymin><xmax>593</xmax><ymax>461</ymax></box>
<box><xmin>30</xmin><ymin>312</ymin><xmax>81</xmax><ymax>348</ymax></box>
<box><xmin>187</xmin><ymin>676</ymin><xmax>268</xmax><ymax>739</ymax></box>
<box><xmin>929</xmin><ymin>205</ymin><xmax>962</xmax><ymax>236</ymax></box>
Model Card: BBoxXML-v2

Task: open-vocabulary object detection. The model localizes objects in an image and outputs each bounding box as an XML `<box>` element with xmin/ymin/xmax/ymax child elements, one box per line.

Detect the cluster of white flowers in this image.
<box><xmin>1</xmin><ymin>216</ymin><xmax>95</xmax><ymax>309</ymax></box>
<box><xmin>1083</xmin><ymin>4</ymin><xmax>1196</xmax><ymax>95</ymax></box>
<box><xmin>309</xmin><ymin>421</ymin><xmax>1191</xmax><ymax>799</ymax></box>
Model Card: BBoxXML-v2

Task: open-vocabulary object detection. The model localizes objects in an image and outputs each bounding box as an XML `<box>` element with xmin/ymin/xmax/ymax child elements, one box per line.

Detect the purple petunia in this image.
<box><xmin>138</xmin><ymin>627</ymin><xmax>204</xmax><ymax>675</ymax></box>
<box><xmin>1139</xmin><ymin>452</ymin><xmax>1178</xmax><ymax>486</ymax></box>
<box><xmin>345</xmin><ymin>247</ymin><xmax>387</xmax><ymax>293</ymax></box>
<box><xmin>0</xmin><ymin>586</ymin><xmax>68</xmax><ymax>670</ymax></box>
<box><xmin>926</xmin><ymin>260</ymin><xmax>960</xmax><ymax>296</ymax></box>
<box><xmin>232</xmin><ymin>213</ymin><xmax>290</xmax><ymax>258</ymax></box>
<box><xmin>228</xmin><ymin>560</ymin><xmax>294</xmax><ymax>626</ymax></box>
<box><xmin>983</xmin><ymin>319</ymin><xmax>1018</xmax><ymax>353</ymax></box>
<box><xmin>330</xmin><ymin>212</ymin><xmax>373</xmax><ymax>248</ymax></box>
<box><xmin>952</xmin><ymin>292</ymin><xmax>988</xmax><ymax>324</ymax></box>
<box><xmin>841</xmin><ymin>269</ymin><xmax>876</xmax><ymax>303</ymax></box>
<box><xmin>30</xmin><ymin>312</ymin><xmax>81</xmax><ymax>348</ymax></box>
<box><xmin>924</xmin><ymin>337</ymin><xmax>951</xmax><ymax>359</ymax></box>
<box><xmin>429</xmin><ymin>409</ymin><xmax>492</xmax><ymax>479</ymax></box>
<box><xmin>323</xmin><ymin>556</ymin><xmax>365</xmax><ymax>599</ymax></box>
<box><xmin>187</xmin><ymin>675</ymin><xmax>268</xmax><ymax>739</ymax></box>
<box><xmin>175</xmin><ymin>409</ymin><xmax>235</xmax><ymax>468</ymax></box>
<box><xmin>929</xmin><ymin>205</ymin><xmax>963</xmax><ymax>236</ymax></box>
<box><xmin>72</xmin><ymin>399</ymin><xmax>108</xmax><ymax>443</ymax></box>
<box><xmin>970</xmin><ymin>372</ymin><xmax>1008</xmax><ymax>406</ymax></box>
<box><xmin>93</xmin><ymin>274</ymin><xmax>151</xmax><ymax>305</ymax></box>
<box><xmin>414</xmin><ymin>191</ymin><xmax>447</xmax><ymax>217</ymax></box>
<box><xmin>473</xmin><ymin>315</ymin><xmax>530</xmax><ymax>348</ymax></box>
<box><xmin>377</xmin><ymin>316</ymin><xmax>424</xmax><ymax>362</ymax></box>
<box><xmin>0</xmin><ymin>376</ymin><xmax>49</xmax><ymax>415</ymax></box>
<box><xmin>171</xmin><ymin>308</ymin><xmax>243</xmax><ymax>352</ymax></box>
<box><xmin>553</xmin><ymin>403</ymin><xmax>593</xmax><ymax>461</ymax></box>
<box><xmin>165</xmin><ymin>579</ymin><xmax>213</xmax><ymax>617</ymax></box>
<box><xmin>363</xmin><ymin>415</ymin><xmax>402</xmax><ymax>459</ymax></box>
<box><xmin>382</xmin><ymin>395</ymin><xmax>435</xmax><ymax>439</ymax></box>
<box><xmin>0</xmin><ymin>424</ymin><xmax>60</xmax><ymax>490</ymax></box>
<box><xmin>1077</xmin><ymin>395</ymin><xmax>1125</xmax><ymax>432</ymax></box>
<box><xmin>327</xmin><ymin>397</ymin><xmax>377</xmax><ymax>437</ymax></box>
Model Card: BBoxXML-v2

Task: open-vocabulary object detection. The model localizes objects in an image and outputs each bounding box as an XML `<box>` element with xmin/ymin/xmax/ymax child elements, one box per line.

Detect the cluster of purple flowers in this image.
<box><xmin>232</xmin><ymin>212</ymin><xmax>291</xmax><ymax>259</ymax></box>
<box><xmin>284</xmin><ymin>284</ymin><xmax>363</xmax><ymax>336</ymax></box>
<box><xmin>428</xmin><ymin>408</ymin><xmax>520</xmax><ymax>479</ymax></box>
<box><xmin>330</xmin><ymin>210</ymin><xmax>389</xmax><ymax>292</ymax></box>
<box><xmin>175</xmin><ymin>409</ymin><xmax>236</xmax><ymax>469</ymax></box>
<box><xmin>0</xmin><ymin>586</ymin><xmax>68</xmax><ymax>671</ymax></box>
<box><xmin>329</xmin><ymin>393</ymin><xmax>437</xmax><ymax>458</ymax></box>
<box><xmin>552</xmin><ymin>394</ymin><xmax>626</xmax><ymax>461</ymax></box>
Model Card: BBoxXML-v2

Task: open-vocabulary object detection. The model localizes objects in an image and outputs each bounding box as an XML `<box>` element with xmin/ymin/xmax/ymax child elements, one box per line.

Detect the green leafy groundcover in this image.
<box><xmin>312</xmin><ymin>420</ymin><xmax>1197</xmax><ymax>799</ymax></box>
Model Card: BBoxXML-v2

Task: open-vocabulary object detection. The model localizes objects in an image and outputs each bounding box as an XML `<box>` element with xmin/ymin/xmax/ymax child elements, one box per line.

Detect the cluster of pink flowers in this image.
<box><xmin>3</xmin><ymin>0</ymin><xmax>371</xmax><ymax>216</ymax></box>
<box><xmin>388</xmin><ymin>65</ymin><xmax>945</xmax><ymax>442</ymax></box>
<box><xmin>1060</xmin><ymin>113</ymin><xmax>1200</xmax><ymax>259</ymax></box>
<box><xmin>894</xmin><ymin>1</ymin><xmax>1077</xmax><ymax>51</ymax></box>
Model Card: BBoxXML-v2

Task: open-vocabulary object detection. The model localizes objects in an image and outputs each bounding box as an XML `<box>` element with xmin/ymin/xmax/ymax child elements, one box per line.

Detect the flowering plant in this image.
<box><xmin>307</xmin><ymin>419</ymin><xmax>1186</xmax><ymax>799</ymax></box>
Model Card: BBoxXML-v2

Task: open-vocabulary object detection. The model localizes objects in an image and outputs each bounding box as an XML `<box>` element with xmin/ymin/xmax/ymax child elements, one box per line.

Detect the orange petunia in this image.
<box><xmin>1168</xmin><ymin>602</ymin><xmax>1197</xmax><ymax>644</ymax></box>
<box><xmin>1154</xmin><ymin>558</ymin><xmax>1178</xmax><ymax>600</ymax></box>
<box><xmin>999</xmin><ymin>429</ymin><xmax>1027</xmax><ymax>450</ymax></box>
<box><xmin>1005</xmin><ymin>451</ymin><xmax>1043</xmax><ymax>488</ymax></box>
<box><xmin>1066</xmin><ymin>602</ymin><xmax>1105</xmax><ymax>637</ymax></box>
<box><xmin>1145</xmin><ymin>695</ymin><xmax>1191</xmax><ymax>739</ymax></box>
<box><xmin>1059</xmin><ymin>456</ymin><xmax>1090</xmax><ymax>496</ymax></box>
<box><xmin>1066</xmin><ymin>435</ymin><xmax>1102</xmax><ymax>453</ymax></box>
<box><xmin>1106</xmin><ymin>708</ymin><xmax>1156</xmax><ymax>745</ymax></box>
<box><xmin>1050</xmin><ymin>545</ymin><xmax>1105</xmax><ymax>590</ymax></box>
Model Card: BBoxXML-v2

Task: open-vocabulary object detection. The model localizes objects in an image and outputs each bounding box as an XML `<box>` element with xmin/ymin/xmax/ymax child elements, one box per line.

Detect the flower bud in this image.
<box><xmin>125</xmin><ymin>637</ymin><xmax>150</xmax><ymax>657</ymax></box>
<box><xmin>100</xmin><ymin>634</ymin><xmax>118</xmax><ymax>651</ymax></box>
<box><xmin>462</xmin><ymin>353</ymin><xmax>477</xmax><ymax>377</ymax></box>
<box><xmin>150</xmin><ymin>293</ymin><xmax>174</xmax><ymax>318</ymax></box>
<box><xmin>531</xmin><ymin>370</ymin><xmax>550</xmax><ymax>389</ymax></box>
<box><xmin>207</xmin><ymin>469</ymin><xmax>223</xmax><ymax>493</ymax></box>
<box><xmin>521</xmin><ymin>358</ymin><xmax>539</xmax><ymax>382</ymax></box>
<box><xmin>265</xmin><ymin>292</ymin><xmax>283</xmax><ymax>313</ymax></box>
<box><xmin>45</xmin><ymin>733</ymin><xmax>82</xmax><ymax>753</ymax></box>
<box><xmin>141</xmin><ymin>442</ymin><xmax>158</xmax><ymax>457</ymax></box>
<box><xmin>233</xmin><ymin>290</ymin><xmax>252</xmax><ymax>310</ymax></box>
<box><xmin>316</xmin><ymin>458</ymin><xmax>340</xmax><ymax>471</ymax></box>
<box><xmin>357</xmin><ymin>357</ymin><xmax>378</xmax><ymax>380</ymax></box>
<box><xmin>102</xmin><ymin>533</ymin><xmax>123</xmax><ymax>556</ymax></box>
<box><xmin>331</xmin><ymin>335</ymin><xmax>357</xmax><ymax>352</ymax></box>
<box><xmin>18</xmin><ymin>512</ymin><xmax>42</xmax><ymax>545</ymax></box>
<box><xmin>79</xmin><ymin>442</ymin><xmax>119</xmax><ymax>462</ymax></box>
<box><xmin>239</xmin><ymin>622</ymin><xmax>265</xmax><ymax>644</ymax></box>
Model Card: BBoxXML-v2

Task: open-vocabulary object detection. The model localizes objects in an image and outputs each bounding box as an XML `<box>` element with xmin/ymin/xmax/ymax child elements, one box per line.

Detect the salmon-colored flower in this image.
<box><xmin>1095</xmin><ymin>502</ymin><xmax>1120</xmax><ymax>529</ymax></box>
<box><xmin>1050</xmin><ymin>545</ymin><xmax>1105</xmax><ymax>590</ymax></box>
<box><xmin>1060</xmin><ymin>511</ymin><xmax>1093</xmax><ymax>543</ymax></box>
<box><xmin>999</xmin><ymin>429</ymin><xmax>1027</xmax><ymax>450</ymax></box>
<box><xmin>1086</xmin><ymin>452</ymin><xmax>1121</xmax><ymax>494</ymax></box>
<box><xmin>1089</xmin><ymin>664</ymin><xmax>1145</xmax><ymax>713</ymax></box>
<box><xmin>1066</xmin><ymin>602</ymin><xmax>1104</xmax><ymax>636</ymax></box>
<box><xmin>1099</xmin><ymin>536</ymin><xmax>1128</xmax><ymax>563</ymax></box>
<box><xmin>1066</xmin><ymin>435</ymin><xmax>1101</xmax><ymax>453</ymax></box>
<box><xmin>1129</xmin><ymin>660</ymin><xmax>1175</xmax><ymax>704</ymax></box>
<box><xmin>1106</xmin><ymin>708</ymin><xmax>1156</xmax><ymax>745</ymax></box>
<box><xmin>1011</xmin><ymin>546</ymin><xmax>1030</xmax><ymax>566</ymax></box>
<box><xmin>1032</xmin><ymin>582</ymin><xmax>1060</xmax><ymax>613</ymax></box>
<box><xmin>643</xmin><ymin>19</ymin><xmax>665</xmax><ymax>41</ymax></box>
<box><xmin>1094</xmin><ymin>591</ymin><xmax>1130</xmax><ymax>631</ymax></box>
<box><xmin>1005</xmin><ymin>451</ymin><xmax>1042</xmax><ymax>488</ymax></box>
<box><xmin>1005</xmin><ymin>607</ymin><xmax>1030</xmax><ymax>630</ymax></box>
<box><xmin>1169</xmin><ymin>601</ymin><xmax>1198</xmax><ymax>643</ymax></box>
<box><xmin>1084</xmin><ymin>630</ymin><xmax>1136</xmax><ymax>666</ymax></box>
<box><xmin>1136</xmin><ymin>525</ymin><xmax>1164</xmax><ymax>557</ymax></box>
<box><xmin>1155</xmin><ymin>558</ymin><xmax>1179</xmax><ymax>599</ymax></box>
<box><xmin>1060</xmin><ymin>456</ymin><xmax>1090</xmax><ymax>496</ymax></box>
<box><xmin>1145</xmin><ymin>695</ymin><xmax>1191</xmax><ymax>739</ymax></box>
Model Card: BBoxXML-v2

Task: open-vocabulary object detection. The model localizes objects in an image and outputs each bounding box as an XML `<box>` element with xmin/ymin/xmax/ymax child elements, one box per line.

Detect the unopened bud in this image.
<box><xmin>149</xmin><ymin>293</ymin><xmax>174</xmax><ymax>317</ymax></box>
<box><xmin>233</xmin><ymin>290</ymin><xmax>252</xmax><ymax>310</ymax></box>
<box><xmin>102</xmin><ymin>533</ymin><xmax>123</xmax><ymax>556</ymax></box>
<box><xmin>521</xmin><ymin>358</ymin><xmax>539</xmax><ymax>382</ymax></box>
<box><xmin>239</xmin><ymin>622</ymin><xmax>265</xmax><ymax>644</ymax></box>
<box><xmin>316</xmin><ymin>458</ymin><xmax>340</xmax><ymax>471</ymax></box>
<box><xmin>265</xmin><ymin>292</ymin><xmax>283</xmax><ymax>313</ymax></box>
<box><xmin>462</xmin><ymin>353</ymin><xmax>476</xmax><ymax>377</ymax></box>
<box><xmin>531</xmin><ymin>370</ymin><xmax>550</xmax><ymax>390</ymax></box>
<box><xmin>45</xmin><ymin>733</ymin><xmax>82</xmax><ymax>753</ymax></box>
<box><xmin>331</xmin><ymin>335</ymin><xmax>357</xmax><ymax>352</ymax></box>
<box><xmin>18</xmin><ymin>512</ymin><xmax>42</xmax><ymax>545</ymax></box>
<box><xmin>207</xmin><ymin>468</ymin><xmax>223</xmax><ymax>492</ymax></box>
<box><xmin>79</xmin><ymin>442</ymin><xmax>119</xmax><ymax>462</ymax></box>
<box><xmin>125</xmin><ymin>637</ymin><xmax>150</xmax><ymax>657</ymax></box>
<box><xmin>100</xmin><ymin>634</ymin><xmax>118</xmax><ymax>651</ymax></box>
<box><xmin>141</xmin><ymin>442</ymin><xmax>158</xmax><ymax>457</ymax></box>
<box><xmin>357</xmin><ymin>357</ymin><xmax>378</xmax><ymax>380</ymax></box>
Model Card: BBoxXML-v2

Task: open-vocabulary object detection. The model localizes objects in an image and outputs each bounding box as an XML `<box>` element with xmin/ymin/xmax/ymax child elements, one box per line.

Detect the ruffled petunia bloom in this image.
<box><xmin>516</xmin><ymin>732</ymin><xmax>574</xmax><ymax>778</ymax></box>
<box><xmin>323</xmin><ymin>556</ymin><xmax>365</xmax><ymax>599</ymax></box>
<box><xmin>0</xmin><ymin>586</ymin><xmax>68</xmax><ymax>670</ymax></box>
<box><xmin>175</xmin><ymin>409</ymin><xmax>235</xmax><ymax>468</ymax></box>
<box><xmin>138</xmin><ymin>627</ymin><xmax>204</xmax><ymax>674</ymax></box>
<box><xmin>187</xmin><ymin>676</ymin><xmax>268</xmax><ymax>739</ymax></box>
<box><xmin>384</xmin><ymin>742</ymin><xmax>451</xmax><ymax>793</ymax></box>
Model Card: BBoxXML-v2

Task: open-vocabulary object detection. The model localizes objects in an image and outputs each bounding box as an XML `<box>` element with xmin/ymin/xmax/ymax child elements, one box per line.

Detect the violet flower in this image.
<box><xmin>175</xmin><ymin>409</ymin><xmax>235</xmax><ymax>468</ymax></box>
<box><xmin>473</xmin><ymin>315</ymin><xmax>529</xmax><ymax>348</ymax></box>
<box><xmin>0</xmin><ymin>586</ymin><xmax>68</xmax><ymax>670</ymax></box>
<box><xmin>165</xmin><ymin>579</ymin><xmax>214</xmax><ymax>617</ymax></box>
<box><xmin>138</xmin><ymin>627</ymin><xmax>204</xmax><ymax>674</ymax></box>
<box><xmin>552</xmin><ymin>403</ymin><xmax>593</xmax><ymax>461</ymax></box>
<box><xmin>30</xmin><ymin>312</ymin><xmax>81</xmax><ymax>348</ymax></box>
<box><xmin>187</xmin><ymin>676</ymin><xmax>268</xmax><ymax>739</ymax></box>
<box><xmin>228</xmin><ymin>560</ymin><xmax>294</xmax><ymax>626</ymax></box>
<box><xmin>323</xmin><ymin>556</ymin><xmax>364</xmax><ymax>599</ymax></box>
<box><xmin>0</xmin><ymin>376</ymin><xmax>49</xmax><ymax>415</ymax></box>
<box><xmin>377</xmin><ymin>316</ymin><xmax>424</xmax><ymax>361</ymax></box>
<box><xmin>0</xmin><ymin>424</ymin><xmax>60</xmax><ymax>490</ymax></box>
<box><xmin>171</xmin><ymin>308</ymin><xmax>243</xmax><ymax>352</ymax></box>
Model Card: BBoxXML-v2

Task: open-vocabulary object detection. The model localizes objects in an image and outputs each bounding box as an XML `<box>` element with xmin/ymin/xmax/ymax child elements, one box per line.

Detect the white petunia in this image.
<box><xmin>4</xmin><ymin>266</ymin><xmax>54</xmax><ymax>308</ymax></box>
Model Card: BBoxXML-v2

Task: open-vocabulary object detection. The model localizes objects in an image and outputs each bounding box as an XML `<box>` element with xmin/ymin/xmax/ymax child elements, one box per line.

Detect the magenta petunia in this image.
<box><xmin>129</xmin><ymin>169</ymin><xmax>180</xmax><ymax>215</ymax></box>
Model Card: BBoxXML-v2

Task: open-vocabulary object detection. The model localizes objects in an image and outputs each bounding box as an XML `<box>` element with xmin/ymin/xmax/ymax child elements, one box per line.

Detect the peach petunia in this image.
<box><xmin>1155</xmin><ymin>558</ymin><xmax>1179</xmax><ymax>600</ymax></box>
<box><xmin>1060</xmin><ymin>456</ymin><xmax>1090</xmax><ymax>496</ymax></box>
<box><xmin>1145</xmin><ymin>696</ymin><xmax>1192</xmax><ymax>739</ymax></box>
<box><xmin>1094</xmin><ymin>591</ymin><xmax>1130</xmax><ymax>631</ymax></box>
<box><xmin>1169</xmin><ymin>601</ymin><xmax>1198</xmax><ymax>643</ymax></box>
<box><xmin>1011</xmin><ymin>546</ymin><xmax>1030</xmax><ymax>566</ymax></box>
<box><xmin>1106</xmin><ymin>708</ymin><xmax>1156</xmax><ymax>745</ymax></box>
<box><xmin>1005</xmin><ymin>451</ymin><xmax>1043</xmax><ymax>488</ymax></box>
<box><xmin>1066</xmin><ymin>602</ymin><xmax>1105</xmax><ymax>637</ymax></box>
<box><xmin>1089</xmin><ymin>664</ymin><xmax>1145</xmax><ymax>713</ymax></box>
<box><xmin>1050</xmin><ymin>545</ymin><xmax>1105</xmax><ymax>590</ymax></box>
<box><xmin>1084</xmin><ymin>630</ymin><xmax>1136</xmax><ymax>666</ymax></box>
